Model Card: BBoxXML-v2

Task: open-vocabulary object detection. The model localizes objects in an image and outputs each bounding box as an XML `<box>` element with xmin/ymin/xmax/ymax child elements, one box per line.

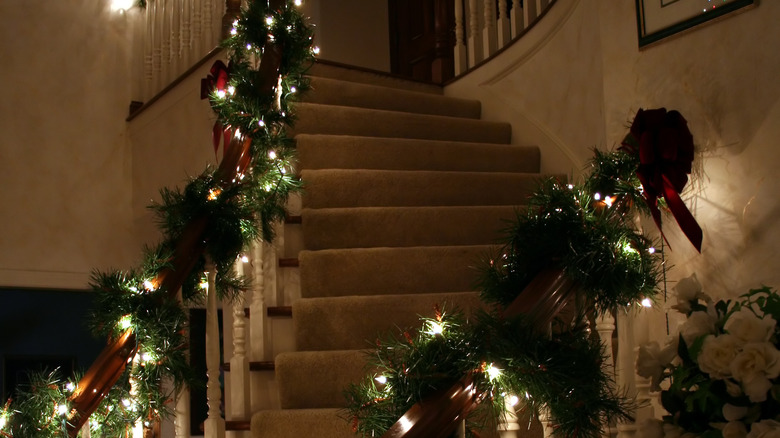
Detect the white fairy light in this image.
<box><xmin>485</xmin><ymin>363</ymin><xmax>502</xmax><ymax>381</ymax></box>
<box><xmin>241</xmin><ymin>255</ymin><xmax>250</xmax><ymax>263</ymax></box>
<box><xmin>603</xmin><ymin>196</ymin><xmax>615</xmax><ymax>208</ymax></box>
<box><xmin>258</xmin><ymin>119</ymin><xmax>266</xmax><ymax>127</ymax></box>
<box><xmin>427</xmin><ymin>321</ymin><xmax>445</xmax><ymax>335</ymax></box>
<box><xmin>230</xmin><ymin>28</ymin><xmax>238</xmax><ymax>35</ymax></box>
<box><xmin>266</xmin><ymin>16</ymin><xmax>274</xmax><ymax>25</ymax></box>
<box><xmin>507</xmin><ymin>394</ymin><xmax>520</xmax><ymax>407</ymax></box>
<box><xmin>594</xmin><ymin>192</ymin><xmax>602</xmax><ymax>201</ymax></box>
<box><xmin>122</xmin><ymin>399</ymin><xmax>132</xmax><ymax>408</ymax></box>
<box><xmin>246</xmin><ymin>43</ymin><xmax>252</xmax><ymax>50</ymax></box>
<box><xmin>648</xmin><ymin>247</ymin><xmax>656</xmax><ymax>254</ymax></box>
<box><xmin>268</xmin><ymin>150</ymin><xmax>277</xmax><ymax>159</ymax></box>
<box><xmin>0</xmin><ymin>414</ymin><xmax>7</xmax><ymax>430</ymax></box>
<box><xmin>641</xmin><ymin>298</ymin><xmax>653</xmax><ymax>308</ymax></box>
<box><xmin>312</xmin><ymin>46</ymin><xmax>320</xmax><ymax>55</ymax></box>
<box><xmin>57</xmin><ymin>404</ymin><xmax>68</xmax><ymax>416</ymax></box>
<box><xmin>200</xmin><ymin>280</ymin><xmax>209</xmax><ymax>290</ymax></box>
<box><xmin>567</xmin><ymin>184</ymin><xmax>574</xmax><ymax>189</ymax></box>
<box><xmin>66</xmin><ymin>382</ymin><xmax>76</xmax><ymax>392</ymax></box>
<box><xmin>119</xmin><ymin>315</ymin><xmax>132</xmax><ymax>330</ymax></box>
<box><xmin>216</xmin><ymin>89</ymin><xmax>226</xmax><ymax>98</ymax></box>
<box><xmin>374</xmin><ymin>375</ymin><xmax>387</xmax><ymax>385</ymax></box>
<box><xmin>290</xmin><ymin>86</ymin><xmax>297</xmax><ymax>93</ymax></box>
<box><xmin>110</xmin><ymin>0</ymin><xmax>134</xmax><ymax>12</ymax></box>
<box><xmin>143</xmin><ymin>280</ymin><xmax>156</xmax><ymax>290</ymax></box>
<box><xmin>227</xmin><ymin>85</ymin><xmax>235</xmax><ymax>95</ymax></box>
<box><xmin>294</xmin><ymin>0</ymin><xmax>302</xmax><ymax>5</ymax></box>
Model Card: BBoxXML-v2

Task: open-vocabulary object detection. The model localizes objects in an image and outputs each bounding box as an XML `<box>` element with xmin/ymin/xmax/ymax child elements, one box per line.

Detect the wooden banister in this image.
<box><xmin>66</xmin><ymin>1</ymin><xmax>287</xmax><ymax>435</ymax></box>
<box><xmin>380</xmin><ymin>268</ymin><xmax>577</xmax><ymax>438</ymax></box>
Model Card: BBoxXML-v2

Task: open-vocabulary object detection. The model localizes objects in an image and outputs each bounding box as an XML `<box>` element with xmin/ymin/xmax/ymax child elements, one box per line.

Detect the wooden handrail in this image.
<box><xmin>65</xmin><ymin>1</ymin><xmax>286</xmax><ymax>435</ymax></box>
<box><xmin>380</xmin><ymin>268</ymin><xmax>577</xmax><ymax>438</ymax></box>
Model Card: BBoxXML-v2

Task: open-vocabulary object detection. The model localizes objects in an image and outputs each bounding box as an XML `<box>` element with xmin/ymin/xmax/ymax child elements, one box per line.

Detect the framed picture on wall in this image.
<box><xmin>635</xmin><ymin>0</ymin><xmax>756</xmax><ymax>47</ymax></box>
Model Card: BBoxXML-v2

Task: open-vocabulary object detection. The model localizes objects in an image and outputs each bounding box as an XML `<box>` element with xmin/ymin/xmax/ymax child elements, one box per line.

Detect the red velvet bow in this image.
<box><xmin>200</xmin><ymin>60</ymin><xmax>232</xmax><ymax>158</ymax></box>
<box><xmin>621</xmin><ymin>108</ymin><xmax>703</xmax><ymax>252</ymax></box>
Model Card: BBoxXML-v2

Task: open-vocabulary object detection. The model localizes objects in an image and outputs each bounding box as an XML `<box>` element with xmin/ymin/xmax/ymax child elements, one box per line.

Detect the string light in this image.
<box><xmin>374</xmin><ymin>375</ymin><xmax>387</xmax><ymax>385</ymax></box>
<box><xmin>1</xmin><ymin>413</ymin><xmax>8</xmax><ymax>430</ymax></box>
<box><xmin>216</xmin><ymin>89</ymin><xmax>226</xmax><ymax>98</ymax></box>
<box><xmin>641</xmin><ymin>297</ymin><xmax>653</xmax><ymax>308</ymax></box>
<box><xmin>507</xmin><ymin>394</ymin><xmax>520</xmax><ymax>406</ymax></box>
<box><xmin>485</xmin><ymin>363</ymin><xmax>502</xmax><ymax>381</ymax></box>
<box><xmin>312</xmin><ymin>46</ymin><xmax>320</xmax><ymax>55</ymax></box>
<box><xmin>227</xmin><ymin>85</ymin><xmax>236</xmax><ymax>95</ymax></box>
<box><xmin>119</xmin><ymin>315</ymin><xmax>132</xmax><ymax>330</ymax></box>
<box><xmin>56</xmin><ymin>404</ymin><xmax>68</xmax><ymax>416</ymax></box>
<box><xmin>266</xmin><ymin>16</ymin><xmax>274</xmax><ymax>25</ymax></box>
<box><xmin>143</xmin><ymin>279</ymin><xmax>156</xmax><ymax>291</ymax></box>
<box><xmin>603</xmin><ymin>196</ymin><xmax>615</xmax><ymax>208</ymax></box>
<box><xmin>427</xmin><ymin>321</ymin><xmax>445</xmax><ymax>335</ymax></box>
<box><xmin>66</xmin><ymin>382</ymin><xmax>76</xmax><ymax>392</ymax></box>
<box><xmin>294</xmin><ymin>0</ymin><xmax>302</xmax><ymax>5</ymax></box>
<box><xmin>241</xmin><ymin>255</ymin><xmax>249</xmax><ymax>263</ymax></box>
<box><xmin>594</xmin><ymin>192</ymin><xmax>602</xmax><ymax>201</ymax></box>
<box><xmin>648</xmin><ymin>247</ymin><xmax>656</xmax><ymax>254</ymax></box>
<box><xmin>208</xmin><ymin>188</ymin><xmax>222</xmax><ymax>200</ymax></box>
<box><xmin>268</xmin><ymin>150</ymin><xmax>277</xmax><ymax>159</ymax></box>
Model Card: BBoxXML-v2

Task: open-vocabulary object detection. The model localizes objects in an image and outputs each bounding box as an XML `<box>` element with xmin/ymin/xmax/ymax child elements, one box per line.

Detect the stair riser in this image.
<box><xmin>298</xmin><ymin>245</ymin><xmax>494</xmax><ymax>298</ymax></box>
<box><xmin>296</xmin><ymin>134</ymin><xmax>541</xmax><ymax>173</ymax></box>
<box><xmin>301</xmin><ymin>169</ymin><xmax>547</xmax><ymax>209</ymax></box>
<box><xmin>292</xmin><ymin>103</ymin><xmax>511</xmax><ymax>144</ymax></box>
<box><xmin>293</xmin><ymin>292</ymin><xmax>485</xmax><ymax>351</ymax></box>
<box><xmin>301</xmin><ymin>206</ymin><xmax>520</xmax><ymax>250</ymax></box>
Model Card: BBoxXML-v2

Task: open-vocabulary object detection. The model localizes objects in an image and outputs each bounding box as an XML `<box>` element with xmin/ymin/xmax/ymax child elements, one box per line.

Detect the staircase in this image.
<box><xmin>248</xmin><ymin>62</ymin><xmax>547</xmax><ymax>438</ymax></box>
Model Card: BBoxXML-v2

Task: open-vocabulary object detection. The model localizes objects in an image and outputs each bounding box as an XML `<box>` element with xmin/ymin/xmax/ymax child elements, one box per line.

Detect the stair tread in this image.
<box><xmin>308</xmin><ymin>59</ymin><xmax>443</xmax><ymax>95</ymax></box>
<box><xmin>251</xmin><ymin>408</ymin><xmax>353</xmax><ymax>438</ymax></box>
<box><xmin>292</xmin><ymin>102</ymin><xmax>511</xmax><ymax>144</ymax></box>
<box><xmin>296</xmin><ymin>134</ymin><xmax>540</xmax><ymax>173</ymax></box>
<box><xmin>306</xmin><ymin>76</ymin><xmax>480</xmax><ymax>119</ymax></box>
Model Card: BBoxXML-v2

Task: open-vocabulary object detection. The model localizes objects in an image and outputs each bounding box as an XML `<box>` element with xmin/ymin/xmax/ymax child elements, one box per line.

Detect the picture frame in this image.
<box><xmin>635</xmin><ymin>0</ymin><xmax>756</xmax><ymax>47</ymax></box>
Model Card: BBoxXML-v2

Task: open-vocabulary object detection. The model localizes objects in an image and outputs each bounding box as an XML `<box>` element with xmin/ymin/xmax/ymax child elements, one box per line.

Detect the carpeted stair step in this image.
<box><xmin>308</xmin><ymin>60</ymin><xmax>442</xmax><ymax>95</ymax></box>
<box><xmin>251</xmin><ymin>408</ymin><xmax>353</xmax><ymax>438</ymax></box>
<box><xmin>296</xmin><ymin>134</ymin><xmax>541</xmax><ymax>173</ymax></box>
<box><xmin>293</xmin><ymin>291</ymin><xmax>486</xmax><ymax>351</ymax></box>
<box><xmin>299</xmin><ymin>245</ymin><xmax>494</xmax><ymax>298</ymax></box>
<box><xmin>293</xmin><ymin>103</ymin><xmax>511</xmax><ymax>143</ymax></box>
<box><xmin>275</xmin><ymin>350</ymin><xmax>370</xmax><ymax>409</ymax></box>
<box><xmin>306</xmin><ymin>76</ymin><xmax>480</xmax><ymax>118</ymax></box>
<box><xmin>301</xmin><ymin>205</ymin><xmax>520</xmax><ymax>250</ymax></box>
<box><xmin>300</xmin><ymin>169</ymin><xmax>547</xmax><ymax>209</ymax></box>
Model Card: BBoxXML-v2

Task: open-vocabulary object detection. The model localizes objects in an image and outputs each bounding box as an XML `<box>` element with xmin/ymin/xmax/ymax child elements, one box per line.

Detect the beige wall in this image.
<box><xmin>446</xmin><ymin>0</ymin><xmax>780</xmax><ymax>303</ymax></box>
<box><xmin>0</xmin><ymin>1</ymin><xmax>137</xmax><ymax>289</ymax></box>
<box><xmin>301</xmin><ymin>0</ymin><xmax>390</xmax><ymax>71</ymax></box>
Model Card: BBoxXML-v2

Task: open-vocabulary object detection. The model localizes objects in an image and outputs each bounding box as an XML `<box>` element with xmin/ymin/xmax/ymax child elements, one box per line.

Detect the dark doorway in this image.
<box><xmin>388</xmin><ymin>0</ymin><xmax>455</xmax><ymax>83</ymax></box>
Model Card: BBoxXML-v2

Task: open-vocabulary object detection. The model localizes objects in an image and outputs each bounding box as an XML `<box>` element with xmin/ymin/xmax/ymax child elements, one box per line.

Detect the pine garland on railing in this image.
<box><xmin>0</xmin><ymin>1</ymin><xmax>313</xmax><ymax>436</ymax></box>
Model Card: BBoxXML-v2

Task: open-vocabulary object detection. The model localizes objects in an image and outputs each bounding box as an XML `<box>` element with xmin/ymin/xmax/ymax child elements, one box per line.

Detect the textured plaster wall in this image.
<box><xmin>0</xmin><ymin>1</ymin><xmax>136</xmax><ymax>289</ymax></box>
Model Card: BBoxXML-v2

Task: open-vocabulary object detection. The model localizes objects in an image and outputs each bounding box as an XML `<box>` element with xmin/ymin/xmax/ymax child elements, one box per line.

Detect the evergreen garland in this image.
<box><xmin>0</xmin><ymin>1</ymin><xmax>313</xmax><ymax>436</ymax></box>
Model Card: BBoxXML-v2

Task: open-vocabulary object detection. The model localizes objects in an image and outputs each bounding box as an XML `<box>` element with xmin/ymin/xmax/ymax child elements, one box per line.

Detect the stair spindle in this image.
<box><xmin>510</xmin><ymin>0</ymin><xmax>524</xmax><ymax>37</ymax></box>
<box><xmin>467</xmin><ymin>0</ymin><xmax>482</xmax><ymax>67</ymax></box>
<box><xmin>497</xmin><ymin>0</ymin><xmax>511</xmax><ymax>47</ymax></box>
<box><xmin>229</xmin><ymin>258</ymin><xmax>251</xmax><ymax>421</ymax></box>
<box><xmin>204</xmin><ymin>262</ymin><xmax>226</xmax><ymax>438</ymax></box>
<box><xmin>482</xmin><ymin>0</ymin><xmax>497</xmax><ymax>58</ymax></box>
<box><xmin>453</xmin><ymin>0</ymin><xmax>468</xmax><ymax>75</ymax></box>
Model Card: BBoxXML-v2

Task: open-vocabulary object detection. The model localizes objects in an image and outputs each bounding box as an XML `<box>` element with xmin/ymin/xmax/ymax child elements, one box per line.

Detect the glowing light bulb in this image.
<box><xmin>66</xmin><ymin>382</ymin><xmax>75</xmax><ymax>392</ymax></box>
<box><xmin>294</xmin><ymin>0</ymin><xmax>302</xmax><ymax>5</ymax></box>
<box><xmin>485</xmin><ymin>363</ymin><xmax>502</xmax><ymax>381</ymax></box>
<box><xmin>266</xmin><ymin>16</ymin><xmax>274</xmax><ymax>25</ymax></box>
<box><xmin>648</xmin><ymin>247</ymin><xmax>656</xmax><ymax>254</ymax></box>
<box><xmin>207</xmin><ymin>188</ymin><xmax>222</xmax><ymax>201</ymax></box>
<box><xmin>594</xmin><ymin>192</ymin><xmax>601</xmax><ymax>201</ymax></box>
<box><xmin>312</xmin><ymin>46</ymin><xmax>320</xmax><ymax>55</ymax></box>
<box><xmin>0</xmin><ymin>415</ymin><xmax>6</xmax><ymax>430</ymax></box>
<box><xmin>603</xmin><ymin>196</ymin><xmax>615</xmax><ymax>208</ymax></box>
<box><xmin>241</xmin><ymin>255</ymin><xmax>249</xmax><ymax>263</ymax></box>
<box><xmin>230</xmin><ymin>28</ymin><xmax>238</xmax><ymax>35</ymax></box>
<box><xmin>258</xmin><ymin>119</ymin><xmax>266</xmax><ymax>127</ymax></box>
<box><xmin>143</xmin><ymin>279</ymin><xmax>156</xmax><ymax>290</ymax></box>
<box><xmin>122</xmin><ymin>399</ymin><xmax>132</xmax><ymax>408</ymax></box>
<box><xmin>200</xmin><ymin>280</ymin><xmax>209</xmax><ymax>290</ymax></box>
<box><xmin>110</xmin><ymin>0</ymin><xmax>134</xmax><ymax>12</ymax></box>
<box><xmin>227</xmin><ymin>85</ymin><xmax>235</xmax><ymax>95</ymax></box>
<box><xmin>142</xmin><ymin>352</ymin><xmax>154</xmax><ymax>362</ymax></box>
<box><xmin>508</xmin><ymin>394</ymin><xmax>520</xmax><ymax>406</ymax></box>
<box><xmin>268</xmin><ymin>150</ymin><xmax>277</xmax><ymax>159</ymax></box>
<box><xmin>290</xmin><ymin>86</ymin><xmax>297</xmax><ymax>93</ymax></box>
<box><xmin>119</xmin><ymin>315</ymin><xmax>132</xmax><ymax>330</ymax></box>
<box><xmin>641</xmin><ymin>298</ymin><xmax>653</xmax><ymax>308</ymax></box>
<box><xmin>57</xmin><ymin>404</ymin><xmax>68</xmax><ymax>416</ymax></box>
<box><xmin>567</xmin><ymin>184</ymin><xmax>574</xmax><ymax>189</ymax></box>
<box><xmin>246</xmin><ymin>43</ymin><xmax>252</xmax><ymax>50</ymax></box>
<box><xmin>428</xmin><ymin>321</ymin><xmax>444</xmax><ymax>335</ymax></box>
<box><xmin>216</xmin><ymin>89</ymin><xmax>226</xmax><ymax>98</ymax></box>
<box><xmin>281</xmin><ymin>168</ymin><xmax>287</xmax><ymax>174</ymax></box>
<box><xmin>375</xmin><ymin>375</ymin><xmax>387</xmax><ymax>385</ymax></box>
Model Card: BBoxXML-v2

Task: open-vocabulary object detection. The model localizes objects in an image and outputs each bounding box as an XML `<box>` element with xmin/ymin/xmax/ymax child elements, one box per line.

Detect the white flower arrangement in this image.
<box><xmin>637</xmin><ymin>276</ymin><xmax>780</xmax><ymax>438</ymax></box>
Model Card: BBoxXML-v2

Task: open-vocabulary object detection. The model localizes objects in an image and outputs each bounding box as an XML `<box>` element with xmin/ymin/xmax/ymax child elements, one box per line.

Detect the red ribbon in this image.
<box><xmin>621</xmin><ymin>108</ymin><xmax>702</xmax><ymax>252</ymax></box>
<box><xmin>201</xmin><ymin>60</ymin><xmax>232</xmax><ymax>158</ymax></box>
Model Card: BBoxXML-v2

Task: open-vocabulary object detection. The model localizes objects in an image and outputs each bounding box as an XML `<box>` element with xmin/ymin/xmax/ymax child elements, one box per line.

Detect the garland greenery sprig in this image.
<box><xmin>0</xmin><ymin>1</ymin><xmax>313</xmax><ymax>436</ymax></box>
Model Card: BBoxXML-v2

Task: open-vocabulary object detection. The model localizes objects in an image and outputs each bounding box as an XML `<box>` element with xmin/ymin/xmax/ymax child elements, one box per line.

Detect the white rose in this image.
<box><xmin>672</xmin><ymin>273</ymin><xmax>708</xmax><ymax>314</ymax></box>
<box><xmin>698</xmin><ymin>334</ymin><xmax>739</xmax><ymax>379</ymax></box>
<box><xmin>725</xmin><ymin>307</ymin><xmax>776</xmax><ymax>343</ymax></box>
<box><xmin>637</xmin><ymin>338</ymin><xmax>679</xmax><ymax>390</ymax></box>
<box><xmin>638</xmin><ymin>419</ymin><xmax>664</xmax><ymax>438</ymax></box>
<box><xmin>725</xmin><ymin>379</ymin><xmax>743</xmax><ymax>397</ymax></box>
<box><xmin>680</xmin><ymin>311</ymin><xmax>717</xmax><ymax>347</ymax></box>
<box><xmin>748</xmin><ymin>420</ymin><xmax>780</xmax><ymax>438</ymax></box>
<box><xmin>724</xmin><ymin>421</ymin><xmax>749</xmax><ymax>438</ymax></box>
<box><xmin>730</xmin><ymin>342</ymin><xmax>780</xmax><ymax>402</ymax></box>
<box><xmin>722</xmin><ymin>404</ymin><xmax>748</xmax><ymax>422</ymax></box>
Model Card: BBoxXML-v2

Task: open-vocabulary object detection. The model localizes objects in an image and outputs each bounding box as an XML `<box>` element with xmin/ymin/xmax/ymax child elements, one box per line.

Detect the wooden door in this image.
<box><xmin>388</xmin><ymin>0</ymin><xmax>455</xmax><ymax>83</ymax></box>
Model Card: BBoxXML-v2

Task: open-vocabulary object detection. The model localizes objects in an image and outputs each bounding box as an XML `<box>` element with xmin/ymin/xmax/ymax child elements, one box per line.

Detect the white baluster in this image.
<box><xmin>536</xmin><ymin>0</ymin><xmax>549</xmax><ymax>13</ymax></box>
<box><xmin>180</xmin><ymin>0</ymin><xmax>192</xmax><ymax>67</ymax></box>
<box><xmin>80</xmin><ymin>421</ymin><xmax>91</xmax><ymax>438</ymax></box>
<box><xmin>538</xmin><ymin>407</ymin><xmax>554</xmax><ymax>438</ymax></box>
<box><xmin>467</xmin><ymin>0</ymin><xmax>483</xmax><ymax>67</ymax></box>
<box><xmin>510</xmin><ymin>0</ymin><xmax>523</xmax><ymax>38</ymax></box>
<box><xmin>454</xmin><ymin>0</ymin><xmax>468</xmax><ymax>75</ymax></box>
<box><xmin>249</xmin><ymin>241</ymin><xmax>268</xmax><ymax>412</ymax></box>
<box><xmin>482</xmin><ymin>0</ymin><xmax>497</xmax><ymax>58</ymax></box>
<box><xmin>616</xmin><ymin>311</ymin><xmax>639</xmax><ymax>438</ymax></box>
<box><xmin>160</xmin><ymin>0</ymin><xmax>171</xmax><ymax>86</ymax></box>
<box><xmin>170</xmin><ymin>0</ymin><xmax>181</xmax><ymax>79</ymax></box>
<box><xmin>596</xmin><ymin>312</ymin><xmax>616</xmax><ymax>438</ymax></box>
<box><xmin>524</xmin><ymin>0</ymin><xmax>538</xmax><ymax>29</ymax></box>
<box><xmin>497</xmin><ymin>0</ymin><xmax>511</xmax><ymax>48</ymax></box>
<box><xmin>192</xmin><ymin>0</ymin><xmax>203</xmax><ymax>59</ymax></box>
<box><xmin>228</xmin><ymin>258</ymin><xmax>251</xmax><ymax>421</ymax></box>
<box><xmin>202</xmin><ymin>0</ymin><xmax>214</xmax><ymax>52</ymax></box>
<box><xmin>143</xmin><ymin>1</ymin><xmax>154</xmax><ymax>101</ymax></box>
<box><xmin>497</xmin><ymin>396</ymin><xmax>520</xmax><ymax>438</ymax></box>
<box><xmin>151</xmin><ymin>0</ymin><xmax>164</xmax><ymax>94</ymax></box>
<box><xmin>203</xmin><ymin>263</ymin><xmax>226</xmax><ymax>438</ymax></box>
<box><xmin>174</xmin><ymin>385</ymin><xmax>191</xmax><ymax>438</ymax></box>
